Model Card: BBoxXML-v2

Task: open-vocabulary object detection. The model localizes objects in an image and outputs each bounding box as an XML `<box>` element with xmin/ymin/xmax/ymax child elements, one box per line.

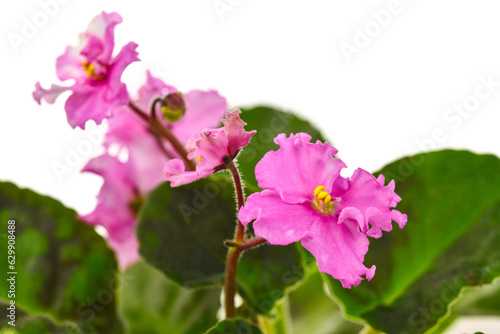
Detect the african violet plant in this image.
<box><xmin>1</xmin><ymin>11</ymin><xmax>499</xmax><ymax>334</ymax></box>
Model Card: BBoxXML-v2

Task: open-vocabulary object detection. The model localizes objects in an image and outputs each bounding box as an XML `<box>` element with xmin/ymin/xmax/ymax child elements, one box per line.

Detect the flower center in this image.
<box><xmin>312</xmin><ymin>185</ymin><xmax>334</xmax><ymax>215</ymax></box>
<box><xmin>82</xmin><ymin>60</ymin><xmax>106</xmax><ymax>80</ymax></box>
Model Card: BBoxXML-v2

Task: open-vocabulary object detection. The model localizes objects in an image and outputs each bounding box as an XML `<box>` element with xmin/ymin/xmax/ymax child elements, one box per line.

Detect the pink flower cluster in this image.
<box><xmin>34</xmin><ymin>12</ymin><xmax>407</xmax><ymax>288</ymax></box>
<box><xmin>33</xmin><ymin>12</ymin><xmax>228</xmax><ymax>268</ymax></box>
<box><xmin>80</xmin><ymin>72</ymin><xmax>227</xmax><ymax>268</ymax></box>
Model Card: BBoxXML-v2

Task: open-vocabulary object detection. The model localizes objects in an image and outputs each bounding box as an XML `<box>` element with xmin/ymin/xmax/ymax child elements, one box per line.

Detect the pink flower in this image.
<box><xmin>238</xmin><ymin>133</ymin><xmax>407</xmax><ymax>288</ymax></box>
<box><xmin>33</xmin><ymin>12</ymin><xmax>139</xmax><ymax>129</ymax></box>
<box><xmin>164</xmin><ymin>109</ymin><xmax>256</xmax><ymax>186</ymax></box>
<box><xmin>80</xmin><ymin>71</ymin><xmax>227</xmax><ymax>268</ymax></box>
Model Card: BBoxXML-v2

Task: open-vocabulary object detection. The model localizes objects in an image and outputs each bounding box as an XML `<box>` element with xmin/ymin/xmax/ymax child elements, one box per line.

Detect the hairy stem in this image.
<box><xmin>224</xmin><ymin>162</ymin><xmax>268</xmax><ymax>319</ymax></box>
<box><xmin>228</xmin><ymin>162</ymin><xmax>245</xmax><ymax>242</ymax></box>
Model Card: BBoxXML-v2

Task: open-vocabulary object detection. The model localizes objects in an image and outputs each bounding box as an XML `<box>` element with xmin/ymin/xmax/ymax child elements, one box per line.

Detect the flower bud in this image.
<box><xmin>161</xmin><ymin>92</ymin><xmax>186</xmax><ymax>122</ymax></box>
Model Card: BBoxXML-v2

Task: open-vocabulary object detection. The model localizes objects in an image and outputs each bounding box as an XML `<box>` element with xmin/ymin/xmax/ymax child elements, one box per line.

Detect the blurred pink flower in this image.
<box><xmin>33</xmin><ymin>12</ymin><xmax>139</xmax><ymax>129</ymax></box>
<box><xmin>164</xmin><ymin>109</ymin><xmax>256</xmax><ymax>186</ymax></box>
<box><xmin>81</xmin><ymin>72</ymin><xmax>227</xmax><ymax>268</ymax></box>
<box><xmin>79</xmin><ymin>154</ymin><xmax>140</xmax><ymax>269</ymax></box>
<box><xmin>238</xmin><ymin>133</ymin><xmax>407</xmax><ymax>288</ymax></box>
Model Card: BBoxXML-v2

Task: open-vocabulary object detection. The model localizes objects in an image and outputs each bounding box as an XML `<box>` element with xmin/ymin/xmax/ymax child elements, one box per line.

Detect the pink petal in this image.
<box><xmin>63</xmin><ymin>42</ymin><xmax>137</xmax><ymax>129</ymax></box>
<box><xmin>82</xmin><ymin>153</ymin><xmax>133</xmax><ymax>189</ymax></box>
<box><xmin>82</xmin><ymin>11</ymin><xmax>122</xmax><ymax>63</ymax></box>
<box><xmin>239</xmin><ymin>190</ymin><xmax>318</xmax><ymax>245</ymax></box>
<box><xmin>390</xmin><ymin>209</ymin><xmax>407</xmax><ymax>229</ymax></box>
<box><xmin>190</xmin><ymin>129</ymin><xmax>229</xmax><ymax>174</ymax></box>
<box><xmin>80</xmin><ymin>34</ymin><xmax>105</xmax><ymax>64</ymax></box>
<box><xmin>337</xmin><ymin>169</ymin><xmax>405</xmax><ymax>239</ymax></box>
<box><xmin>172</xmin><ymin>89</ymin><xmax>227</xmax><ymax>144</ymax></box>
<box><xmin>105</xmin><ymin>107</ymin><xmax>167</xmax><ymax>193</ymax></box>
<box><xmin>106</xmin><ymin>41</ymin><xmax>139</xmax><ymax>100</ymax></box>
<box><xmin>301</xmin><ymin>218</ymin><xmax>376</xmax><ymax>288</ymax></box>
<box><xmin>33</xmin><ymin>82</ymin><xmax>70</xmax><ymax>104</ymax></box>
<box><xmin>107</xmin><ymin>230</ymin><xmax>139</xmax><ymax>269</ymax></box>
<box><xmin>222</xmin><ymin>109</ymin><xmax>256</xmax><ymax>157</ymax></box>
<box><xmin>164</xmin><ymin>159</ymin><xmax>212</xmax><ymax>187</ymax></box>
<box><xmin>56</xmin><ymin>43</ymin><xmax>87</xmax><ymax>81</ymax></box>
<box><xmin>255</xmin><ymin>133</ymin><xmax>345</xmax><ymax>204</ymax></box>
<box><xmin>337</xmin><ymin>207</ymin><xmax>368</xmax><ymax>233</ymax></box>
<box><xmin>80</xmin><ymin>154</ymin><xmax>140</xmax><ymax>269</ymax></box>
<box><xmin>64</xmin><ymin>86</ymin><xmax>113</xmax><ymax>128</ymax></box>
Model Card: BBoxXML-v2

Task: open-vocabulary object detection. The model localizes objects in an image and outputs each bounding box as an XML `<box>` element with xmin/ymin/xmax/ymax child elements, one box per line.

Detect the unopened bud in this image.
<box><xmin>161</xmin><ymin>92</ymin><xmax>186</xmax><ymax>122</ymax></box>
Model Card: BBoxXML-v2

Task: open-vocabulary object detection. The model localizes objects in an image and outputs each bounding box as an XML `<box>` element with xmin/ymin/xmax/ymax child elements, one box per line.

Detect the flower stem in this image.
<box><xmin>127</xmin><ymin>102</ymin><xmax>196</xmax><ymax>171</ymax></box>
<box><xmin>224</xmin><ymin>162</ymin><xmax>267</xmax><ymax>319</ymax></box>
<box><xmin>239</xmin><ymin>237</ymin><xmax>267</xmax><ymax>251</ymax></box>
<box><xmin>224</xmin><ymin>246</ymin><xmax>241</xmax><ymax>319</ymax></box>
<box><xmin>228</xmin><ymin>162</ymin><xmax>245</xmax><ymax>242</ymax></box>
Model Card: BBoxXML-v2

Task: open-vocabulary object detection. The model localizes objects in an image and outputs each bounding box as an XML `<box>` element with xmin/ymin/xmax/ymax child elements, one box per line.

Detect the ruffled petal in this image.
<box><xmin>301</xmin><ymin>218</ymin><xmax>376</xmax><ymax>288</ymax></box>
<box><xmin>33</xmin><ymin>82</ymin><xmax>71</xmax><ymax>104</ymax></box>
<box><xmin>337</xmin><ymin>207</ymin><xmax>368</xmax><ymax>232</ymax></box>
<box><xmin>255</xmin><ymin>133</ymin><xmax>345</xmax><ymax>204</ymax></box>
<box><xmin>64</xmin><ymin>42</ymin><xmax>137</xmax><ymax>129</ymax></box>
<box><xmin>82</xmin><ymin>11</ymin><xmax>122</xmax><ymax>63</ymax></box>
<box><xmin>222</xmin><ymin>109</ymin><xmax>256</xmax><ymax>157</ymax></box>
<box><xmin>337</xmin><ymin>168</ymin><xmax>406</xmax><ymax>238</ymax></box>
<box><xmin>238</xmin><ymin>190</ymin><xmax>318</xmax><ymax>245</ymax></box>
<box><xmin>64</xmin><ymin>86</ymin><xmax>112</xmax><ymax>128</ymax></box>
<box><xmin>56</xmin><ymin>43</ymin><xmax>87</xmax><ymax>81</ymax></box>
<box><xmin>190</xmin><ymin>129</ymin><xmax>229</xmax><ymax>174</ymax></box>
<box><xmin>105</xmin><ymin>41</ymin><xmax>139</xmax><ymax>100</ymax></box>
<box><xmin>390</xmin><ymin>209</ymin><xmax>407</xmax><ymax>229</ymax></box>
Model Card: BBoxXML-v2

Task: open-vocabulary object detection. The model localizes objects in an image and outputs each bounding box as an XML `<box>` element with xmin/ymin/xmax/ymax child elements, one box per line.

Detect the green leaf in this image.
<box><xmin>119</xmin><ymin>260</ymin><xmax>221</xmax><ymax>333</ymax></box>
<box><xmin>205</xmin><ymin>318</ymin><xmax>263</xmax><ymax>334</ymax></box>
<box><xmin>238</xmin><ymin>106</ymin><xmax>326</xmax><ymax>191</ymax></box>
<box><xmin>237</xmin><ymin>243</ymin><xmax>305</xmax><ymax>315</ymax></box>
<box><xmin>256</xmin><ymin>298</ymin><xmax>293</xmax><ymax>334</ymax></box>
<box><xmin>0</xmin><ymin>299</ymin><xmax>95</xmax><ymax>333</ymax></box>
<box><xmin>138</xmin><ymin>175</ymin><xmax>306</xmax><ymax>315</ymax></box>
<box><xmin>138</xmin><ymin>176</ymin><xmax>236</xmax><ymax>288</ymax></box>
<box><xmin>324</xmin><ymin>150</ymin><xmax>500</xmax><ymax>334</ymax></box>
<box><xmin>429</xmin><ymin>278</ymin><xmax>500</xmax><ymax>333</ymax></box>
<box><xmin>0</xmin><ymin>181</ymin><xmax>123</xmax><ymax>333</ymax></box>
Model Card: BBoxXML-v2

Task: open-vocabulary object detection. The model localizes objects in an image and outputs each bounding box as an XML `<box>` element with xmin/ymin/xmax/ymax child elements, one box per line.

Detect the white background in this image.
<box><xmin>1</xmin><ymin>0</ymin><xmax>499</xmax><ymax>332</ymax></box>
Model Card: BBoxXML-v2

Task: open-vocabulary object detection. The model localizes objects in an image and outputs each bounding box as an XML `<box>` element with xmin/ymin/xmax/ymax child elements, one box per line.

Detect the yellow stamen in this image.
<box><xmin>314</xmin><ymin>185</ymin><xmax>325</xmax><ymax>196</ymax></box>
<box><xmin>324</xmin><ymin>195</ymin><xmax>332</xmax><ymax>205</ymax></box>
<box><xmin>197</xmin><ymin>156</ymin><xmax>201</xmax><ymax>163</ymax></box>
<box><xmin>82</xmin><ymin>61</ymin><xmax>95</xmax><ymax>78</ymax></box>
<box><xmin>318</xmin><ymin>191</ymin><xmax>328</xmax><ymax>200</ymax></box>
<box><xmin>82</xmin><ymin>60</ymin><xmax>105</xmax><ymax>80</ymax></box>
<box><xmin>312</xmin><ymin>185</ymin><xmax>335</xmax><ymax>215</ymax></box>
